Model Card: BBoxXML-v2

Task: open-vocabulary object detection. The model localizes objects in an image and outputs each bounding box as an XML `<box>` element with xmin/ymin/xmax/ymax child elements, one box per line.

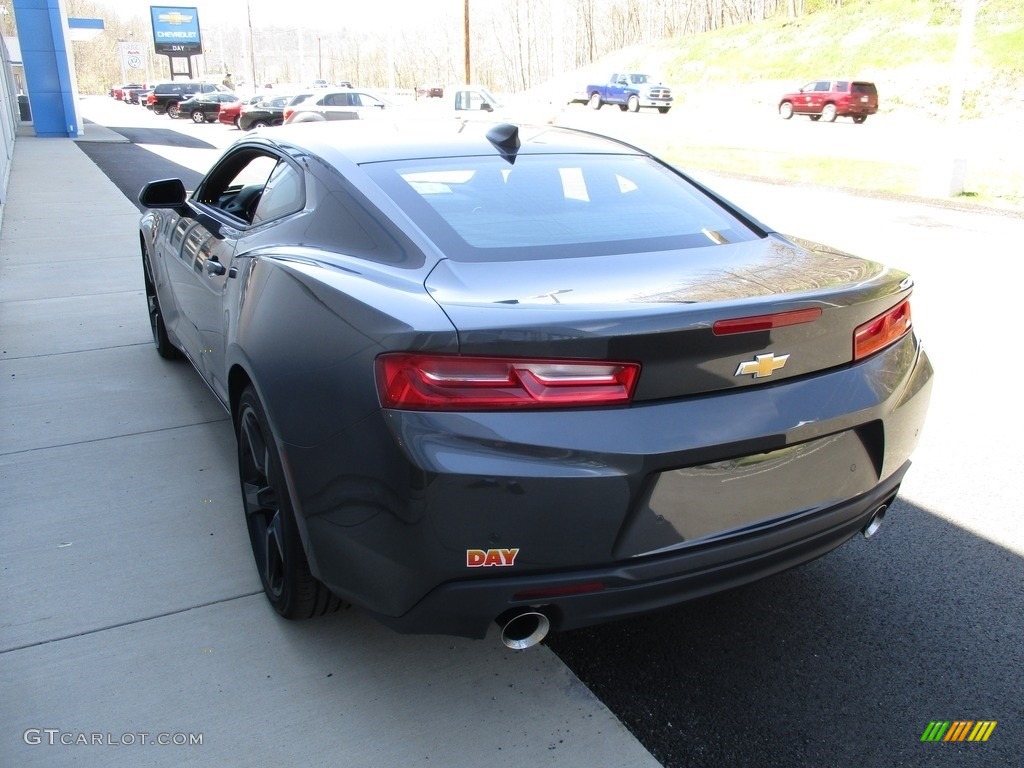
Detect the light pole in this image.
<box><xmin>247</xmin><ymin>0</ymin><xmax>257</xmax><ymax>88</ymax></box>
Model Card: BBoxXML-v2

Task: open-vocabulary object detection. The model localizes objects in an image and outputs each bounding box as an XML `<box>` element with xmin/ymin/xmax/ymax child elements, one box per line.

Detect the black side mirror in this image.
<box><xmin>139</xmin><ymin>178</ymin><xmax>186</xmax><ymax>210</ymax></box>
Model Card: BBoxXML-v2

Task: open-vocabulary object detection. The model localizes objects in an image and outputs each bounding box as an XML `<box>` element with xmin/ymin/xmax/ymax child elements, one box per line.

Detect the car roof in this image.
<box><xmin>238</xmin><ymin>121</ymin><xmax>646</xmax><ymax>165</ymax></box>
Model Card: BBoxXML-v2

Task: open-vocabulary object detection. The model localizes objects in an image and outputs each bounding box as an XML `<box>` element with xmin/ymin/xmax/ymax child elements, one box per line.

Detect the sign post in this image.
<box><xmin>119</xmin><ymin>41</ymin><xmax>146</xmax><ymax>84</ymax></box>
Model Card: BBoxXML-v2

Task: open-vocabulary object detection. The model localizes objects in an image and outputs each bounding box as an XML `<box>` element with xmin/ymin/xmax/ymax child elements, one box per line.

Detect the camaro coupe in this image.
<box><xmin>138</xmin><ymin>121</ymin><xmax>932</xmax><ymax>648</ymax></box>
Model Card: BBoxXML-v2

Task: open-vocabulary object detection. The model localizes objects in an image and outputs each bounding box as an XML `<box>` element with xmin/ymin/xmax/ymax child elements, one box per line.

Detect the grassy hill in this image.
<box><xmin>561</xmin><ymin>0</ymin><xmax>1023</xmax><ymax>209</ymax></box>
<box><xmin>644</xmin><ymin>0</ymin><xmax>1023</xmax><ymax>120</ymax></box>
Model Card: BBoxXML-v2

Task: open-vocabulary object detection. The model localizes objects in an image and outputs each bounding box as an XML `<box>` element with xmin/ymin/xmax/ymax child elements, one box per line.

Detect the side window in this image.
<box><xmin>835</xmin><ymin>81</ymin><xmax>849</xmax><ymax>92</ymax></box>
<box><xmin>814</xmin><ymin>81</ymin><xmax>830</xmax><ymax>92</ymax></box>
<box><xmin>193</xmin><ymin>151</ymin><xmax>280</xmax><ymax>224</ymax></box>
<box><xmin>252</xmin><ymin>162</ymin><xmax>304</xmax><ymax>224</ymax></box>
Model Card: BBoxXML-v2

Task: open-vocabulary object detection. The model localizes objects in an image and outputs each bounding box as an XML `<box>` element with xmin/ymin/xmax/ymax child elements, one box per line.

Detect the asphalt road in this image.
<box><xmin>75</xmin><ymin>95</ymin><xmax>1023</xmax><ymax>767</ymax></box>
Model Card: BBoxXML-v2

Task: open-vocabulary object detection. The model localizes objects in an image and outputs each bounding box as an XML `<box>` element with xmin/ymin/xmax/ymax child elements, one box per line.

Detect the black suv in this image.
<box><xmin>146</xmin><ymin>81</ymin><xmax>230</xmax><ymax>118</ymax></box>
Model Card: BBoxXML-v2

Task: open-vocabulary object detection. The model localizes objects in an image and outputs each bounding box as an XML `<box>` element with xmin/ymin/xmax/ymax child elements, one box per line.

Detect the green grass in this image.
<box><xmin>616</xmin><ymin>0</ymin><xmax>1024</xmax><ymax>209</ymax></box>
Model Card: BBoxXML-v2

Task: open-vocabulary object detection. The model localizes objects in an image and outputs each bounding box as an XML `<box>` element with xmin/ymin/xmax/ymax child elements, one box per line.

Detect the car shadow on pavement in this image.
<box><xmin>75</xmin><ymin>141</ymin><xmax>205</xmax><ymax>211</ymax></box>
<box><xmin>546</xmin><ymin>498</ymin><xmax>1022</xmax><ymax>767</ymax></box>
<box><xmin>83</xmin><ymin>120</ymin><xmax>219</xmax><ymax>151</ymax></box>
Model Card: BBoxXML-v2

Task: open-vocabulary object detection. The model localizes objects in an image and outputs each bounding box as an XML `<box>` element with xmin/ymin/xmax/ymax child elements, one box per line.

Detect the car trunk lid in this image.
<box><xmin>424</xmin><ymin>235</ymin><xmax>911</xmax><ymax>401</ymax></box>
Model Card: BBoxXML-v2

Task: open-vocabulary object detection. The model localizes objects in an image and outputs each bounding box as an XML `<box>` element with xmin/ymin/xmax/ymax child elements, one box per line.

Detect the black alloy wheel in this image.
<box><xmin>236</xmin><ymin>386</ymin><xmax>346</xmax><ymax>619</ymax></box>
<box><xmin>142</xmin><ymin>245</ymin><xmax>181</xmax><ymax>360</ymax></box>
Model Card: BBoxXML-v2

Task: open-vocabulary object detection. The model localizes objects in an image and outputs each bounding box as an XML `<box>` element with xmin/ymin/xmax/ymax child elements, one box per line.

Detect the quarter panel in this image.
<box><xmin>229</xmin><ymin>256</ymin><xmax>458</xmax><ymax>448</ymax></box>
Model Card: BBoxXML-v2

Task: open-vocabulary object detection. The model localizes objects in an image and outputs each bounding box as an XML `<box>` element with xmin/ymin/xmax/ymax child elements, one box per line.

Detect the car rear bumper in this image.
<box><xmin>371</xmin><ymin>464</ymin><xmax>907</xmax><ymax>638</ymax></box>
<box><xmin>292</xmin><ymin>336</ymin><xmax>932</xmax><ymax>638</ymax></box>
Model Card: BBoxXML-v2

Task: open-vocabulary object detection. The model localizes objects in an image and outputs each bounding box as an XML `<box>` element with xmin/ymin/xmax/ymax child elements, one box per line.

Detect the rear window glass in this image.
<box><xmin>363</xmin><ymin>154</ymin><xmax>757</xmax><ymax>262</ymax></box>
<box><xmin>852</xmin><ymin>82</ymin><xmax>877</xmax><ymax>95</ymax></box>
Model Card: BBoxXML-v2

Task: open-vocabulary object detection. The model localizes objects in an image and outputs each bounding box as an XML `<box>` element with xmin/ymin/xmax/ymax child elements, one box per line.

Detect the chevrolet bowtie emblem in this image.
<box><xmin>735</xmin><ymin>352</ymin><xmax>790</xmax><ymax>378</ymax></box>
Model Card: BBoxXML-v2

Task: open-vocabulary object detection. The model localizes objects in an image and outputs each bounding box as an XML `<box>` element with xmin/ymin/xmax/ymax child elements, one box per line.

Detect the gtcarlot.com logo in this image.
<box><xmin>920</xmin><ymin>720</ymin><xmax>997</xmax><ymax>742</ymax></box>
<box><xmin>23</xmin><ymin>729</ymin><xmax>203</xmax><ymax>747</ymax></box>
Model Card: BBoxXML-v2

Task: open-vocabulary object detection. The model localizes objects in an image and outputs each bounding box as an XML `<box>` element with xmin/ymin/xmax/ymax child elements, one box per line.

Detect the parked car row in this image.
<box><xmin>113</xmin><ymin>80</ymin><xmax>396</xmax><ymax>131</ymax></box>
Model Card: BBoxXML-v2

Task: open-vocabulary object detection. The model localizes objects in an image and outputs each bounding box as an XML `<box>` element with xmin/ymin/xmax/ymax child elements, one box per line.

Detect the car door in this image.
<box><xmin>169</xmin><ymin>150</ymin><xmax>284</xmax><ymax>401</ymax></box>
<box><xmin>607</xmin><ymin>74</ymin><xmax>628</xmax><ymax>105</ymax></box>
<box><xmin>794</xmin><ymin>81</ymin><xmax>819</xmax><ymax>114</ymax></box>
<box><xmin>320</xmin><ymin>91</ymin><xmax>356</xmax><ymax>120</ymax></box>
<box><xmin>806</xmin><ymin>80</ymin><xmax>831</xmax><ymax>113</ymax></box>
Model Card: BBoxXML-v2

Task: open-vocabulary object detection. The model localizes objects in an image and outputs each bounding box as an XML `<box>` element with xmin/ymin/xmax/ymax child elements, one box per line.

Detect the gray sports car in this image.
<box><xmin>138</xmin><ymin>121</ymin><xmax>933</xmax><ymax>649</ymax></box>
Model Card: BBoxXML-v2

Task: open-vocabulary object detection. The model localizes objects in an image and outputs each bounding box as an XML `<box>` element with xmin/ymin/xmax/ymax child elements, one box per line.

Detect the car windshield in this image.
<box><xmin>363</xmin><ymin>154</ymin><xmax>757</xmax><ymax>262</ymax></box>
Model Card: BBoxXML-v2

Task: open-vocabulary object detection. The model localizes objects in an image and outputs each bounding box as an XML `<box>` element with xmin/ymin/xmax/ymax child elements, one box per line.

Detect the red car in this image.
<box><xmin>219</xmin><ymin>95</ymin><xmax>264</xmax><ymax>128</ymax></box>
<box><xmin>778</xmin><ymin>79</ymin><xmax>878</xmax><ymax>123</ymax></box>
<box><xmin>110</xmin><ymin>83</ymin><xmax>144</xmax><ymax>101</ymax></box>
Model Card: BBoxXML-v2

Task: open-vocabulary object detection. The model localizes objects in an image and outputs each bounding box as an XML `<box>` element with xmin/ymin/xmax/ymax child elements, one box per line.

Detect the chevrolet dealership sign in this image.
<box><xmin>149</xmin><ymin>6</ymin><xmax>202</xmax><ymax>55</ymax></box>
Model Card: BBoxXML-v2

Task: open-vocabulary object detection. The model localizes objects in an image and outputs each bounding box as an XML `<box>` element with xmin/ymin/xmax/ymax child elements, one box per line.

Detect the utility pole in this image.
<box><xmin>464</xmin><ymin>0</ymin><xmax>470</xmax><ymax>84</ymax></box>
<box><xmin>247</xmin><ymin>0</ymin><xmax>257</xmax><ymax>88</ymax></box>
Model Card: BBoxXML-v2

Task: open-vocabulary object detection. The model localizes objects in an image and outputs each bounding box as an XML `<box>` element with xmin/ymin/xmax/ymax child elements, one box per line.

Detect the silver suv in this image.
<box><xmin>282</xmin><ymin>89</ymin><xmax>391</xmax><ymax>124</ymax></box>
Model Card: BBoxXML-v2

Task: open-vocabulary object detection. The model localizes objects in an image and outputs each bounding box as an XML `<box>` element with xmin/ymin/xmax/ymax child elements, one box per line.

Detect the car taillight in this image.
<box><xmin>283</xmin><ymin>108</ymin><xmax>294</xmax><ymax>121</ymax></box>
<box><xmin>375</xmin><ymin>354</ymin><xmax>640</xmax><ymax>410</ymax></box>
<box><xmin>853</xmin><ymin>299</ymin><xmax>912</xmax><ymax>361</ymax></box>
<box><xmin>713</xmin><ymin>307</ymin><xmax>822</xmax><ymax>335</ymax></box>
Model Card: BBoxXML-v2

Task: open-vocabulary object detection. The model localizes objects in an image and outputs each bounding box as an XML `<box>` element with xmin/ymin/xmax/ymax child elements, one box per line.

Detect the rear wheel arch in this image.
<box><xmin>229</xmin><ymin>365</ymin><xmax>255</xmax><ymax>432</ymax></box>
<box><xmin>236</xmin><ymin>383</ymin><xmax>346</xmax><ymax>619</ymax></box>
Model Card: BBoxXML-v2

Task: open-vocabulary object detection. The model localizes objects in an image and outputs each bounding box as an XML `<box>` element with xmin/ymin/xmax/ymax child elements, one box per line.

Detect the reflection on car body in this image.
<box><xmin>137</xmin><ymin>120</ymin><xmax>932</xmax><ymax>649</ymax></box>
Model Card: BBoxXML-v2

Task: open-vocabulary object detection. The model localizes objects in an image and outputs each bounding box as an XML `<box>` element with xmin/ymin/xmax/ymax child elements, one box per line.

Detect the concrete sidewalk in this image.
<box><xmin>0</xmin><ymin>127</ymin><xmax>661</xmax><ymax>766</ymax></box>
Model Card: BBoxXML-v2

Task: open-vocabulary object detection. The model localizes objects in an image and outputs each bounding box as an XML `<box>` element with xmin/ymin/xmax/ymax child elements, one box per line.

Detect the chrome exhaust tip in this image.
<box><xmin>498</xmin><ymin>610</ymin><xmax>550</xmax><ymax>650</ymax></box>
<box><xmin>862</xmin><ymin>504</ymin><xmax>887</xmax><ymax>539</ymax></box>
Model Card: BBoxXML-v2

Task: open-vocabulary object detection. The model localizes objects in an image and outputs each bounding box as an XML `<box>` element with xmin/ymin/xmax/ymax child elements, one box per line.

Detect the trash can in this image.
<box><xmin>17</xmin><ymin>94</ymin><xmax>31</xmax><ymax>121</ymax></box>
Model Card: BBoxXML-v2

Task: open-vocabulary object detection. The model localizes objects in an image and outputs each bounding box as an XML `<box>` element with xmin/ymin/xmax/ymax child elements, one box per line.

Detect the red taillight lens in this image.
<box><xmin>375</xmin><ymin>354</ymin><xmax>640</xmax><ymax>411</ymax></box>
<box><xmin>283</xmin><ymin>108</ymin><xmax>294</xmax><ymax>121</ymax></box>
<box><xmin>853</xmin><ymin>299</ymin><xmax>912</xmax><ymax>361</ymax></box>
<box><xmin>713</xmin><ymin>307</ymin><xmax>822</xmax><ymax>335</ymax></box>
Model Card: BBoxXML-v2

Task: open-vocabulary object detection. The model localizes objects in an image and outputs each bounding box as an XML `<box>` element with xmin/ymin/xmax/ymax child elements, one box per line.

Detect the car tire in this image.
<box><xmin>627</xmin><ymin>95</ymin><xmax>640</xmax><ymax>113</ymax></box>
<box><xmin>779</xmin><ymin>102</ymin><xmax>794</xmax><ymax>119</ymax></box>
<box><xmin>657</xmin><ymin>107</ymin><xmax>670</xmax><ymax>114</ymax></box>
<box><xmin>237</xmin><ymin>386</ymin><xmax>347</xmax><ymax>620</ymax></box>
<box><xmin>618</xmin><ymin>104</ymin><xmax>628</xmax><ymax>111</ymax></box>
<box><xmin>167</xmin><ymin>102</ymin><xmax>180</xmax><ymax>119</ymax></box>
<box><xmin>809</xmin><ymin>115</ymin><xmax>821</xmax><ymax>121</ymax></box>
<box><xmin>589</xmin><ymin>93</ymin><xmax>602</xmax><ymax>110</ymax></box>
<box><xmin>142</xmin><ymin>245</ymin><xmax>181</xmax><ymax>361</ymax></box>
<box><xmin>853</xmin><ymin>115</ymin><xmax>867</xmax><ymax>124</ymax></box>
<box><xmin>822</xmin><ymin>103</ymin><xmax>837</xmax><ymax>122</ymax></box>
<box><xmin>234</xmin><ymin>116</ymin><xmax>241</xmax><ymax>128</ymax></box>
<box><xmin>153</xmin><ymin>107</ymin><xmax>165</xmax><ymax>116</ymax></box>
<box><xmin>191</xmin><ymin>110</ymin><xmax>206</xmax><ymax>123</ymax></box>
<box><xmin>250</xmin><ymin>120</ymin><xmax>269</xmax><ymax>129</ymax></box>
